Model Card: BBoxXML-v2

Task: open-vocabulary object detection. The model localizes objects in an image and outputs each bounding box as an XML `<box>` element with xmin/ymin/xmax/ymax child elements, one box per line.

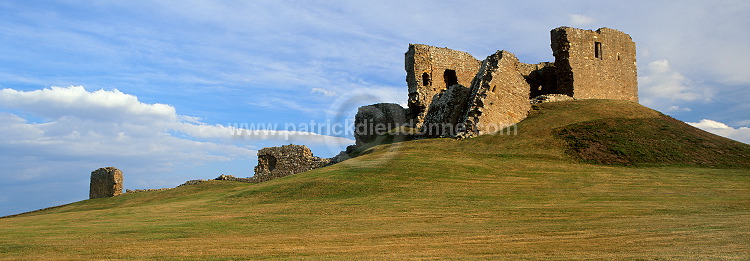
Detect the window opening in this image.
<box><xmin>444</xmin><ymin>69</ymin><xmax>458</xmax><ymax>86</ymax></box>
<box><xmin>421</xmin><ymin>72</ymin><xmax>431</xmax><ymax>86</ymax></box>
<box><xmin>594</xmin><ymin>42</ymin><xmax>603</xmax><ymax>59</ymax></box>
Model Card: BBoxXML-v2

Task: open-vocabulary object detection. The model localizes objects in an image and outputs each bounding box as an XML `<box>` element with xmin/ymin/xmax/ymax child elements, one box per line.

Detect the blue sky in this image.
<box><xmin>1</xmin><ymin>0</ymin><xmax>749</xmax><ymax>216</ymax></box>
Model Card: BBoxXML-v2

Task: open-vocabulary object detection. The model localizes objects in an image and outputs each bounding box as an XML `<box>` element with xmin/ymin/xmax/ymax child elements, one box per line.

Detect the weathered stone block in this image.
<box><xmin>460</xmin><ymin>50</ymin><xmax>531</xmax><ymax>137</ymax></box>
<box><xmin>354</xmin><ymin>103</ymin><xmax>409</xmax><ymax>146</ymax></box>
<box><xmin>89</xmin><ymin>167</ymin><xmax>123</xmax><ymax>199</ymax></box>
<box><xmin>421</xmin><ymin>84</ymin><xmax>472</xmax><ymax>137</ymax></box>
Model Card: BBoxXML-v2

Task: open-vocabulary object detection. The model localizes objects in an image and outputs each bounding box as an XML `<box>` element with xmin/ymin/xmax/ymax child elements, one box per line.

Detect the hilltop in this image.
<box><xmin>1</xmin><ymin>100</ymin><xmax>748</xmax><ymax>259</ymax></box>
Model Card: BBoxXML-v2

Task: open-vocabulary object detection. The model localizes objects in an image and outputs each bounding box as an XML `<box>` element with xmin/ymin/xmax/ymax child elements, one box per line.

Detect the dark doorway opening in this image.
<box><xmin>444</xmin><ymin>69</ymin><xmax>458</xmax><ymax>86</ymax></box>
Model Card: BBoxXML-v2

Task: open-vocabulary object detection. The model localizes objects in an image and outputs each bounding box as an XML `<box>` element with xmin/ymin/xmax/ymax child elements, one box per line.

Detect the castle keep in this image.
<box><xmin>551</xmin><ymin>27</ymin><xmax>638</xmax><ymax>101</ymax></box>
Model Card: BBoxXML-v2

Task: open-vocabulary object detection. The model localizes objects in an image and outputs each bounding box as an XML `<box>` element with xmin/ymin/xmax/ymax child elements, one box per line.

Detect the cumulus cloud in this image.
<box><xmin>688</xmin><ymin>119</ymin><xmax>750</xmax><ymax>145</ymax></box>
<box><xmin>0</xmin><ymin>86</ymin><xmax>176</xmax><ymax>123</ymax></box>
<box><xmin>638</xmin><ymin>59</ymin><xmax>712</xmax><ymax>111</ymax></box>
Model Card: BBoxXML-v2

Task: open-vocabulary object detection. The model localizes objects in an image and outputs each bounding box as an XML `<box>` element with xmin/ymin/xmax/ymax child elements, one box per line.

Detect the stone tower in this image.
<box><xmin>89</xmin><ymin>167</ymin><xmax>123</xmax><ymax>199</ymax></box>
<box><xmin>551</xmin><ymin>27</ymin><xmax>638</xmax><ymax>102</ymax></box>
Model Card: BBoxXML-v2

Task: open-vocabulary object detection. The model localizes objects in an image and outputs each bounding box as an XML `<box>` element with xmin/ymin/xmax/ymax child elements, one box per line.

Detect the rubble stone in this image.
<box><xmin>215</xmin><ymin>174</ymin><xmax>254</xmax><ymax>183</ymax></box>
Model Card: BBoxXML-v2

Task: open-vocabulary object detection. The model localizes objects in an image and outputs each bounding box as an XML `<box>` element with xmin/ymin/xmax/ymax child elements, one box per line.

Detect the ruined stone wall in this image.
<box><xmin>421</xmin><ymin>84</ymin><xmax>472</xmax><ymax>137</ymax></box>
<box><xmin>89</xmin><ymin>167</ymin><xmax>123</xmax><ymax>199</ymax></box>
<box><xmin>405</xmin><ymin>44</ymin><xmax>481</xmax><ymax>127</ymax></box>
<box><xmin>518</xmin><ymin>62</ymin><xmax>558</xmax><ymax>98</ymax></box>
<box><xmin>354</xmin><ymin>103</ymin><xmax>409</xmax><ymax>146</ymax></box>
<box><xmin>460</xmin><ymin>51</ymin><xmax>531</xmax><ymax>137</ymax></box>
<box><xmin>253</xmin><ymin>144</ymin><xmax>331</xmax><ymax>182</ymax></box>
<box><xmin>551</xmin><ymin>27</ymin><xmax>637</xmax><ymax>102</ymax></box>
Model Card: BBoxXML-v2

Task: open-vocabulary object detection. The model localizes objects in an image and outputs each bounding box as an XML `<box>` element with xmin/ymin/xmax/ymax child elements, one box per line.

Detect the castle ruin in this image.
<box><xmin>401</xmin><ymin>26</ymin><xmax>637</xmax><ymax>138</ymax></box>
<box><xmin>248</xmin><ymin>26</ymin><xmax>637</xmax><ymax>183</ymax></box>
<box><xmin>89</xmin><ymin>167</ymin><xmax>123</xmax><ymax>199</ymax></box>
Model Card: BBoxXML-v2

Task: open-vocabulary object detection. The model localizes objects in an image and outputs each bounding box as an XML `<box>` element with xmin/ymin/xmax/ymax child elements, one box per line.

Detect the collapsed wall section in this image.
<box><xmin>518</xmin><ymin>62</ymin><xmax>558</xmax><ymax>98</ymax></box>
<box><xmin>405</xmin><ymin>44</ymin><xmax>481</xmax><ymax>127</ymax></box>
<box><xmin>354</xmin><ymin>103</ymin><xmax>409</xmax><ymax>146</ymax></box>
<box><xmin>253</xmin><ymin>144</ymin><xmax>330</xmax><ymax>182</ymax></box>
<box><xmin>421</xmin><ymin>84</ymin><xmax>472</xmax><ymax>137</ymax></box>
<box><xmin>460</xmin><ymin>50</ymin><xmax>531</xmax><ymax>137</ymax></box>
<box><xmin>551</xmin><ymin>27</ymin><xmax>637</xmax><ymax>102</ymax></box>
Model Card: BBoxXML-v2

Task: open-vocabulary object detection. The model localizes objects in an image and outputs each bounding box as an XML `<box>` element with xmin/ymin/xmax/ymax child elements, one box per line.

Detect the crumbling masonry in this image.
<box><xmin>89</xmin><ymin>167</ymin><xmax>123</xmax><ymax>199</ymax></box>
<box><xmin>253</xmin><ymin>144</ymin><xmax>331</xmax><ymax>182</ymax></box>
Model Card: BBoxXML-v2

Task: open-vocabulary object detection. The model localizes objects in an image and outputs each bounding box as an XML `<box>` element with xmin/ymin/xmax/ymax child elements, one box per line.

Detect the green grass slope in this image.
<box><xmin>1</xmin><ymin>100</ymin><xmax>748</xmax><ymax>260</ymax></box>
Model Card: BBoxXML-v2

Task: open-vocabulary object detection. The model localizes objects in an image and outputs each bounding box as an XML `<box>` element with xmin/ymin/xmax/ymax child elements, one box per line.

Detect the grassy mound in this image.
<box><xmin>557</xmin><ymin>115</ymin><xmax>750</xmax><ymax>167</ymax></box>
<box><xmin>0</xmin><ymin>100</ymin><xmax>748</xmax><ymax>259</ymax></box>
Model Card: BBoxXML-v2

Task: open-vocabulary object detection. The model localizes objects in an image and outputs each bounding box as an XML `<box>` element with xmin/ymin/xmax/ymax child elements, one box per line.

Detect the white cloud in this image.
<box><xmin>638</xmin><ymin>59</ymin><xmax>712</xmax><ymax>111</ymax></box>
<box><xmin>311</xmin><ymin>87</ymin><xmax>336</xmax><ymax>97</ymax></box>
<box><xmin>569</xmin><ymin>14</ymin><xmax>595</xmax><ymax>26</ymax></box>
<box><xmin>0</xmin><ymin>86</ymin><xmax>175</xmax><ymax>123</ymax></box>
<box><xmin>688</xmin><ymin>119</ymin><xmax>750</xmax><ymax>144</ymax></box>
<box><xmin>666</xmin><ymin>105</ymin><xmax>691</xmax><ymax>113</ymax></box>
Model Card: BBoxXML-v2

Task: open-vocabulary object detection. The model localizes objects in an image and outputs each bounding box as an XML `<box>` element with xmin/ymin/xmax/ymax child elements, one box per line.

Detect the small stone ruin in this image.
<box><xmin>252</xmin><ymin>144</ymin><xmax>331</xmax><ymax>182</ymax></box>
<box><xmin>89</xmin><ymin>167</ymin><xmax>123</xmax><ymax>199</ymax></box>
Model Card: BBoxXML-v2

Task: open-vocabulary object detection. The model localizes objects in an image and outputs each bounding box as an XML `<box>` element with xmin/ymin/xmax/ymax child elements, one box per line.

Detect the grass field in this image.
<box><xmin>1</xmin><ymin>100</ymin><xmax>748</xmax><ymax>260</ymax></box>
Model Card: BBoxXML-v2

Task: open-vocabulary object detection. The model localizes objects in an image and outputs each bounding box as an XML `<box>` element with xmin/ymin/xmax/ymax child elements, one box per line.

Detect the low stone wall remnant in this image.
<box><xmin>252</xmin><ymin>144</ymin><xmax>331</xmax><ymax>182</ymax></box>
